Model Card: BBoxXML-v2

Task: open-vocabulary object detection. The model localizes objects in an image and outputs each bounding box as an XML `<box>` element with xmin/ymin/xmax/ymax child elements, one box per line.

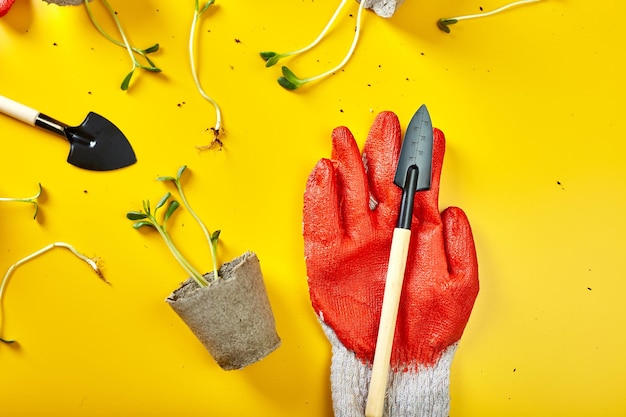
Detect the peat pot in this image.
<box><xmin>166</xmin><ymin>251</ymin><xmax>281</xmax><ymax>370</ymax></box>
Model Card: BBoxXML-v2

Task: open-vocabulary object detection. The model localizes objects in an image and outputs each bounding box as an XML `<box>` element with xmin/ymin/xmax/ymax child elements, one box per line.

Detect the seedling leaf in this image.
<box><xmin>143</xmin><ymin>43</ymin><xmax>160</xmax><ymax>54</ymax></box>
<box><xmin>437</xmin><ymin>18</ymin><xmax>456</xmax><ymax>33</ymax></box>
<box><xmin>121</xmin><ymin>70</ymin><xmax>134</xmax><ymax>90</ymax></box>
<box><xmin>210</xmin><ymin>230</ymin><xmax>221</xmax><ymax>242</ymax></box>
<box><xmin>164</xmin><ymin>200</ymin><xmax>180</xmax><ymax>222</ymax></box>
<box><xmin>200</xmin><ymin>0</ymin><xmax>215</xmax><ymax>14</ymax></box>
<box><xmin>260</xmin><ymin>51</ymin><xmax>277</xmax><ymax>60</ymax></box>
<box><xmin>156</xmin><ymin>192</ymin><xmax>171</xmax><ymax>210</ymax></box>
<box><xmin>156</xmin><ymin>176</ymin><xmax>175</xmax><ymax>182</ymax></box>
<box><xmin>260</xmin><ymin>51</ymin><xmax>280</xmax><ymax>67</ymax></box>
<box><xmin>127</xmin><ymin>211</ymin><xmax>149</xmax><ymax>221</ymax></box>
<box><xmin>133</xmin><ymin>220</ymin><xmax>155</xmax><ymax>229</ymax></box>
<box><xmin>278</xmin><ymin>77</ymin><xmax>298</xmax><ymax>90</ymax></box>
<box><xmin>177</xmin><ymin>165</ymin><xmax>188</xmax><ymax>180</ymax></box>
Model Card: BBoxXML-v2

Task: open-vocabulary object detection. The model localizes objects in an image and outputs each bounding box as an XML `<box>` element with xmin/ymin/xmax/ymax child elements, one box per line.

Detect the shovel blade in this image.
<box><xmin>65</xmin><ymin>112</ymin><xmax>136</xmax><ymax>171</ymax></box>
<box><xmin>393</xmin><ymin>104</ymin><xmax>433</xmax><ymax>191</ymax></box>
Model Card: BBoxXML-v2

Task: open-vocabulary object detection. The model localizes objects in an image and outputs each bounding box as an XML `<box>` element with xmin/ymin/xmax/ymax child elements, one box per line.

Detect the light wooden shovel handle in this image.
<box><xmin>365</xmin><ymin>227</ymin><xmax>412</xmax><ymax>417</ymax></box>
<box><xmin>0</xmin><ymin>95</ymin><xmax>40</xmax><ymax>126</ymax></box>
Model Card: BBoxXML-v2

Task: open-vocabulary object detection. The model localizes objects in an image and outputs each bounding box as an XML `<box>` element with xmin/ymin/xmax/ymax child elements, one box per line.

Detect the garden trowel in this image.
<box><xmin>365</xmin><ymin>104</ymin><xmax>434</xmax><ymax>417</ymax></box>
<box><xmin>0</xmin><ymin>95</ymin><xmax>136</xmax><ymax>171</ymax></box>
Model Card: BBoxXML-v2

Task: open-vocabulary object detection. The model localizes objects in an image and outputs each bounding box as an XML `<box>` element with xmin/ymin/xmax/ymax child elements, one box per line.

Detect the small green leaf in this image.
<box><xmin>144</xmin><ymin>66</ymin><xmax>162</xmax><ymax>73</ymax></box>
<box><xmin>265</xmin><ymin>55</ymin><xmax>281</xmax><ymax>67</ymax></box>
<box><xmin>200</xmin><ymin>0</ymin><xmax>215</xmax><ymax>14</ymax></box>
<box><xmin>260</xmin><ymin>52</ymin><xmax>281</xmax><ymax>67</ymax></box>
<box><xmin>164</xmin><ymin>200</ymin><xmax>180</xmax><ymax>222</ymax></box>
<box><xmin>121</xmin><ymin>70</ymin><xmax>134</xmax><ymax>90</ymax></box>
<box><xmin>210</xmin><ymin>230</ymin><xmax>221</xmax><ymax>242</ymax></box>
<box><xmin>0</xmin><ymin>337</ymin><xmax>15</xmax><ymax>344</ymax></box>
<box><xmin>156</xmin><ymin>176</ymin><xmax>175</xmax><ymax>182</ymax></box>
<box><xmin>260</xmin><ymin>51</ymin><xmax>277</xmax><ymax>61</ymax></box>
<box><xmin>282</xmin><ymin>66</ymin><xmax>302</xmax><ymax>83</ymax></box>
<box><xmin>127</xmin><ymin>211</ymin><xmax>149</xmax><ymax>220</ymax></box>
<box><xmin>143</xmin><ymin>43</ymin><xmax>160</xmax><ymax>54</ymax></box>
<box><xmin>133</xmin><ymin>220</ymin><xmax>155</xmax><ymax>229</ymax></box>
<box><xmin>278</xmin><ymin>77</ymin><xmax>298</xmax><ymax>90</ymax></box>
<box><xmin>437</xmin><ymin>18</ymin><xmax>457</xmax><ymax>33</ymax></box>
<box><xmin>176</xmin><ymin>165</ymin><xmax>188</xmax><ymax>180</ymax></box>
<box><xmin>156</xmin><ymin>192</ymin><xmax>171</xmax><ymax>210</ymax></box>
<box><xmin>143</xmin><ymin>200</ymin><xmax>151</xmax><ymax>214</ymax></box>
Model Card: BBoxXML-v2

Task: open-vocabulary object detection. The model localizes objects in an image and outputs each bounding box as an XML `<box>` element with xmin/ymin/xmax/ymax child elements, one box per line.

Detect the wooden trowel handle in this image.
<box><xmin>0</xmin><ymin>95</ymin><xmax>40</xmax><ymax>125</ymax></box>
<box><xmin>0</xmin><ymin>95</ymin><xmax>70</xmax><ymax>139</ymax></box>
<box><xmin>365</xmin><ymin>227</ymin><xmax>412</xmax><ymax>417</ymax></box>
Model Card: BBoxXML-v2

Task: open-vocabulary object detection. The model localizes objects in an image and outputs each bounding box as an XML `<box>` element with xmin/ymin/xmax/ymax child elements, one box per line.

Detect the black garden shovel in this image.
<box><xmin>0</xmin><ymin>95</ymin><xmax>137</xmax><ymax>171</ymax></box>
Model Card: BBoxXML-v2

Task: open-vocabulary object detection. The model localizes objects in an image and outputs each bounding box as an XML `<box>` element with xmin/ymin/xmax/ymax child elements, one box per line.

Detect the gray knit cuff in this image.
<box><xmin>359</xmin><ymin>0</ymin><xmax>405</xmax><ymax>18</ymax></box>
<box><xmin>321</xmin><ymin>322</ymin><xmax>456</xmax><ymax>417</ymax></box>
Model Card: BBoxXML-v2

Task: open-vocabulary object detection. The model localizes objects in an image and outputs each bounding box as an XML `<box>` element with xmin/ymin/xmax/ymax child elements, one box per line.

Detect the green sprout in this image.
<box><xmin>157</xmin><ymin>165</ymin><xmax>220</xmax><ymax>282</ymax></box>
<box><xmin>189</xmin><ymin>0</ymin><xmax>223</xmax><ymax>148</ymax></box>
<box><xmin>84</xmin><ymin>0</ymin><xmax>161</xmax><ymax>90</ymax></box>
<box><xmin>0</xmin><ymin>242</ymin><xmax>108</xmax><ymax>344</ymax></box>
<box><xmin>127</xmin><ymin>166</ymin><xmax>220</xmax><ymax>288</ymax></box>
<box><xmin>260</xmin><ymin>0</ymin><xmax>366</xmax><ymax>90</ymax></box>
<box><xmin>438</xmin><ymin>0</ymin><xmax>543</xmax><ymax>33</ymax></box>
<box><xmin>0</xmin><ymin>183</ymin><xmax>43</xmax><ymax>220</ymax></box>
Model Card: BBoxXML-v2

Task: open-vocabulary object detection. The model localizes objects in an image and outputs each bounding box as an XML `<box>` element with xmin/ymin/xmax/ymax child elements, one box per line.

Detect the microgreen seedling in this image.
<box><xmin>0</xmin><ymin>242</ymin><xmax>108</xmax><ymax>344</ymax></box>
<box><xmin>260</xmin><ymin>0</ymin><xmax>366</xmax><ymax>90</ymax></box>
<box><xmin>189</xmin><ymin>0</ymin><xmax>223</xmax><ymax>149</ymax></box>
<box><xmin>127</xmin><ymin>166</ymin><xmax>220</xmax><ymax>288</ymax></box>
<box><xmin>157</xmin><ymin>165</ymin><xmax>220</xmax><ymax>282</ymax></box>
<box><xmin>0</xmin><ymin>183</ymin><xmax>43</xmax><ymax>220</ymax></box>
<box><xmin>438</xmin><ymin>0</ymin><xmax>543</xmax><ymax>33</ymax></box>
<box><xmin>84</xmin><ymin>0</ymin><xmax>161</xmax><ymax>90</ymax></box>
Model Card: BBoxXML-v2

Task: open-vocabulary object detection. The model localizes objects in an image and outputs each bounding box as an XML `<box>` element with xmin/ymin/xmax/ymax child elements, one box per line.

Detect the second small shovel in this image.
<box><xmin>365</xmin><ymin>104</ymin><xmax>434</xmax><ymax>417</ymax></box>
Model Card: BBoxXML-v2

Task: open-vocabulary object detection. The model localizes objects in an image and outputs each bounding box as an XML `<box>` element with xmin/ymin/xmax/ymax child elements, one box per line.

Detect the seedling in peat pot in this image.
<box><xmin>189</xmin><ymin>0</ymin><xmax>224</xmax><ymax>149</ymax></box>
<box><xmin>127</xmin><ymin>166</ymin><xmax>281</xmax><ymax>369</ymax></box>
<box><xmin>0</xmin><ymin>242</ymin><xmax>108</xmax><ymax>344</ymax></box>
<box><xmin>0</xmin><ymin>183</ymin><xmax>43</xmax><ymax>219</ymax></box>
<box><xmin>260</xmin><ymin>0</ymin><xmax>367</xmax><ymax>90</ymax></box>
<box><xmin>438</xmin><ymin>0</ymin><xmax>543</xmax><ymax>33</ymax></box>
<box><xmin>83</xmin><ymin>0</ymin><xmax>161</xmax><ymax>90</ymax></box>
<box><xmin>127</xmin><ymin>166</ymin><xmax>221</xmax><ymax>287</ymax></box>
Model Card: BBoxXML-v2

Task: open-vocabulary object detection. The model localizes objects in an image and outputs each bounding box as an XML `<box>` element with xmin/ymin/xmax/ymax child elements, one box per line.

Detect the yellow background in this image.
<box><xmin>1</xmin><ymin>0</ymin><xmax>625</xmax><ymax>415</ymax></box>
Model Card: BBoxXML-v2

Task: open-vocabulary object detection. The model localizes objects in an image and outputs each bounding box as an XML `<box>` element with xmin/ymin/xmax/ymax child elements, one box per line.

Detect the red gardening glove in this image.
<box><xmin>303</xmin><ymin>111</ymin><xmax>479</xmax><ymax>369</ymax></box>
<box><xmin>0</xmin><ymin>0</ymin><xmax>16</xmax><ymax>17</ymax></box>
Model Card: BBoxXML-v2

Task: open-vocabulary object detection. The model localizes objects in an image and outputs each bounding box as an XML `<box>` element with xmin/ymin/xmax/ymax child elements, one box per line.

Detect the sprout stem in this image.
<box><xmin>273</xmin><ymin>0</ymin><xmax>350</xmax><ymax>64</ymax></box>
<box><xmin>152</xmin><ymin>217</ymin><xmax>209</xmax><ymax>287</ymax></box>
<box><xmin>438</xmin><ymin>0</ymin><xmax>542</xmax><ymax>32</ymax></box>
<box><xmin>157</xmin><ymin>166</ymin><xmax>220</xmax><ymax>282</ymax></box>
<box><xmin>127</xmin><ymin>194</ymin><xmax>210</xmax><ymax>288</ymax></box>
<box><xmin>0</xmin><ymin>242</ymin><xmax>108</xmax><ymax>344</ymax></box>
<box><xmin>84</xmin><ymin>0</ymin><xmax>161</xmax><ymax>89</ymax></box>
<box><xmin>0</xmin><ymin>183</ymin><xmax>42</xmax><ymax>219</ymax></box>
<box><xmin>277</xmin><ymin>0</ymin><xmax>366</xmax><ymax>89</ymax></box>
<box><xmin>189</xmin><ymin>0</ymin><xmax>222</xmax><ymax>141</ymax></box>
<box><xmin>98</xmin><ymin>0</ymin><xmax>137</xmax><ymax>68</ymax></box>
<box><xmin>174</xmin><ymin>183</ymin><xmax>219</xmax><ymax>281</ymax></box>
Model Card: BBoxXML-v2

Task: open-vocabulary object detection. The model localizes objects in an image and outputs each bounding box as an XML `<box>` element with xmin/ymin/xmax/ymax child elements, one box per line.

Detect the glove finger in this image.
<box><xmin>331</xmin><ymin>126</ymin><xmax>373</xmax><ymax>234</ymax></box>
<box><xmin>362</xmin><ymin>111</ymin><xmax>403</xmax><ymax>223</ymax></box>
<box><xmin>303</xmin><ymin>158</ymin><xmax>342</xmax><ymax>253</ymax></box>
<box><xmin>414</xmin><ymin>127</ymin><xmax>445</xmax><ymax>225</ymax></box>
<box><xmin>441</xmin><ymin>206</ymin><xmax>479</xmax><ymax>291</ymax></box>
